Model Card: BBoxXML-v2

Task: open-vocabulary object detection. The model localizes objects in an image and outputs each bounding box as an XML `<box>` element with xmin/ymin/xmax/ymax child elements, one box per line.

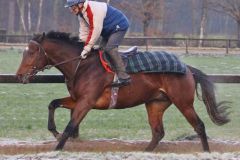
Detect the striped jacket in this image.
<box><xmin>78</xmin><ymin>0</ymin><xmax>129</xmax><ymax>52</ymax></box>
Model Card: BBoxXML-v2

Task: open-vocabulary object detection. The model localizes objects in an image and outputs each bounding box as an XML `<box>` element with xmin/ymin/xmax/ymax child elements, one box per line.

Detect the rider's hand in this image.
<box><xmin>81</xmin><ymin>50</ymin><xmax>88</xmax><ymax>59</ymax></box>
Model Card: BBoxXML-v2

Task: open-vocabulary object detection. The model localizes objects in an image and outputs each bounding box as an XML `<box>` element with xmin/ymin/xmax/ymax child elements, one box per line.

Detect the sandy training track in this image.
<box><xmin>0</xmin><ymin>139</ymin><xmax>239</xmax><ymax>155</ymax></box>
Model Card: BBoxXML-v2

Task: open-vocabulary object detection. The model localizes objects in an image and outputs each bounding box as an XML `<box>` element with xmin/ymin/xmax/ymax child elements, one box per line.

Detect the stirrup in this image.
<box><xmin>111</xmin><ymin>77</ymin><xmax>131</xmax><ymax>87</ymax></box>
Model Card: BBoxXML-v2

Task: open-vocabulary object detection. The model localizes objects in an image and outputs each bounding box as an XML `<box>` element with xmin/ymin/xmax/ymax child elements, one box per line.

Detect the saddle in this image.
<box><xmin>119</xmin><ymin>46</ymin><xmax>138</xmax><ymax>57</ymax></box>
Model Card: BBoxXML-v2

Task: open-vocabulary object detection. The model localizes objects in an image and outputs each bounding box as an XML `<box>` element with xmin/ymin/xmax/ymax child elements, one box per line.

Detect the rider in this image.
<box><xmin>65</xmin><ymin>0</ymin><xmax>131</xmax><ymax>87</ymax></box>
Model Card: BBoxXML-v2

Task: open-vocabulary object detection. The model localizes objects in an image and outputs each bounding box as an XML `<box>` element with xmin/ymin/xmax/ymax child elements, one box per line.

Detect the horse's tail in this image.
<box><xmin>188</xmin><ymin>65</ymin><xmax>230</xmax><ymax>126</ymax></box>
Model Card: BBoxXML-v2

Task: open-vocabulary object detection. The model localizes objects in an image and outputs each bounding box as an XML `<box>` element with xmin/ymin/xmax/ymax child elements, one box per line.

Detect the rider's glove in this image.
<box><xmin>80</xmin><ymin>50</ymin><xmax>88</xmax><ymax>59</ymax></box>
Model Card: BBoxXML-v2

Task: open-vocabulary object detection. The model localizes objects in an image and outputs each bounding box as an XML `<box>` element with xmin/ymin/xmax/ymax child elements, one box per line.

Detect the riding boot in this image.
<box><xmin>108</xmin><ymin>48</ymin><xmax>131</xmax><ymax>87</ymax></box>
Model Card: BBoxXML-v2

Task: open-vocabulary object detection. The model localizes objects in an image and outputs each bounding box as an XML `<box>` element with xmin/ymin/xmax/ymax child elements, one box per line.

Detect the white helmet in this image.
<box><xmin>64</xmin><ymin>0</ymin><xmax>85</xmax><ymax>8</ymax></box>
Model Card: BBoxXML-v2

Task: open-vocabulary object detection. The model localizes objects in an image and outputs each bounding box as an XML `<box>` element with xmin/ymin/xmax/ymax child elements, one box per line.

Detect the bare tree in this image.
<box><xmin>8</xmin><ymin>1</ymin><xmax>16</xmax><ymax>33</ymax></box>
<box><xmin>53</xmin><ymin>0</ymin><xmax>60</xmax><ymax>29</ymax></box>
<box><xmin>0</xmin><ymin>0</ymin><xmax>238</xmax><ymax>39</ymax></box>
<box><xmin>209</xmin><ymin>0</ymin><xmax>240</xmax><ymax>47</ymax></box>
<box><xmin>27</xmin><ymin>0</ymin><xmax>32</xmax><ymax>32</ymax></box>
<box><xmin>191</xmin><ymin>0</ymin><xmax>197</xmax><ymax>36</ymax></box>
<box><xmin>199</xmin><ymin>0</ymin><xmax>208</xmax><ymax>47</ymax></box>
<box><xmin>16</xmin><ymin>0</ymin><xmax>34</xmax><ymax>33</ymax></box>
<box><xmin>114</xmin><ymin>0</ymin><xmax>164</xmax><ymax>36</ymax></box>
<box><xmin>36</xmin><ymin>0</ymin><xmax>43</xmax><ymax>32</ymax></box>
<box><xmin>17</xmin><ymin>0</ymin><xmax>27</xmax><ymax>33</ymax></box>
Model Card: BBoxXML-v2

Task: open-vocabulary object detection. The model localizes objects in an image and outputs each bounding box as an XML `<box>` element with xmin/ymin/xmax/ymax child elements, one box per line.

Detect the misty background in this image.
<box><xmin>0</xmin><ymin>0</ymin><xmax>239</xmax><ymax>41</ymax></box>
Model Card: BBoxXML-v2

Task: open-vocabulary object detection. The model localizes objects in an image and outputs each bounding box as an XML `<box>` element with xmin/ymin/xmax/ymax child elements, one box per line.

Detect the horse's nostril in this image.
<box><xmin>16</xmin><ymin>74</ymin><xmax>23</xmax><ymax>82</ymax></box>
<box><xmin>17</xmin><ymin>74</ymin><xmax>22</xmax><ymax>78</ymax></box>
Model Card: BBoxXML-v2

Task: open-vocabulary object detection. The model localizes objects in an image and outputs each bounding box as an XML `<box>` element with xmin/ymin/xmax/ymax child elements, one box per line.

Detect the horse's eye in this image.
<box><xmin>24</xmin><ymin>46</ymin><xmax>33</xmax><ymax>55</ymax></box>
<box><xmin>27</xmin><ymin>49</ymin><xmax>34</xmax><ymax>55</ymax></box>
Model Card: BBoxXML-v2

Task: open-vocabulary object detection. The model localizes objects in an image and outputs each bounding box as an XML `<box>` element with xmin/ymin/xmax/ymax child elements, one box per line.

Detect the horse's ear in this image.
<box><xmin>33</xmin><ymin>33</ymin><xmax>37</xmax><ymax>40</ymax></box>
<box><xmin>37</xmin><ymin>32</ymin><xmax>45</xmax><ymax>42</ymax></box>
<box><xmin>42</xmin><ymin>32</ymin><xmax>45</xmax><ymax>38</ymax></box>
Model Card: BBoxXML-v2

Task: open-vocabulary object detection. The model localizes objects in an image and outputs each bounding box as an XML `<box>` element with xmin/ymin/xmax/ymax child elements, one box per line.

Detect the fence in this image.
<box><xmin>0</xmin><ymin>34</ymin><xmax>239</xmax><ymax>54</ymax></box>
<box><xmin>123</xmin><ymin>37</ymin><xmax>239</xmax><ymax>54</ymax></box>
<box><xmin>0</xmin><ymin>29</ymin><xmax>7</xmax><ymax>42</ymax></box>
<box><xmin>0</xmin><ymin>74</ymin><xmax>240</xmax><ymax>83</ymax></box>
<box><xmin>0</xmin><ymin>34</ymin><xmax>31</xmax><ymax>43</ymax></box>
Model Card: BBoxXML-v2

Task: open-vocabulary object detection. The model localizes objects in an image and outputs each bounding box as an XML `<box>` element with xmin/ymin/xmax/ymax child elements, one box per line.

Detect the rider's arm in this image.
<box><xmin>78</xmin><ymin>16</ymin><xmax>89</xmax><ymax>42</ymax></box>
<box><xmin>82</xmin><ymin>2</ymin><xmax>107</xmax><ymax>52</ymax></box>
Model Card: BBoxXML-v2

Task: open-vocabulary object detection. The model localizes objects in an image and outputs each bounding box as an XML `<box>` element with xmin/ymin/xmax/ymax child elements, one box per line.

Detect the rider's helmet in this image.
<box><xmin>64</xmin><ymin>0</ymin><xmax>85</xmax><ymax>8</ymax></box>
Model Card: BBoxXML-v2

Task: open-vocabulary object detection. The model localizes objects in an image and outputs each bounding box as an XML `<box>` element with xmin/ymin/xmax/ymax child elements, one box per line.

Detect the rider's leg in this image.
<box><xmin>104</xmin><ymin>30</ymin><xmax>131</xmax><ymax>87</ymax></box>
<box><xmin>99</xmin><ymin>37</ymin><xmax>108</xmax><ymax>50</ymax></box>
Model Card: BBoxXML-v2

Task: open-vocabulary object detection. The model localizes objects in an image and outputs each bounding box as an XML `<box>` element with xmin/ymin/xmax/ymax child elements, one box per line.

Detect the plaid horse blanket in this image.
<box><xmin>122</xmin><ymin>51</ymin><xmax>186</xmax><ymax>74</ymax></box>
<box><xmin>101</xmin><ymin>51</ymin><xmax>187</xmax><ymax>74</ymax></box>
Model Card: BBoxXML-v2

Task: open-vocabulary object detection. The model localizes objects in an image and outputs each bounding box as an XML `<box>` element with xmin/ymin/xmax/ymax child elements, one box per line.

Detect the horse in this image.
<box><xmin>16</xmin><ymin>31</ymin><xmax>230</xmax><ymax>152</ymax></box>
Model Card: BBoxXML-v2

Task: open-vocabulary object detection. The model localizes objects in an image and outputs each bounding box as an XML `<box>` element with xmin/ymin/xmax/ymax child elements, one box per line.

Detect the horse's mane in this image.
<box><xmin>33</xmin><ymin>31</ymin><xmax>85</xmax><ymax>48</ymax></box>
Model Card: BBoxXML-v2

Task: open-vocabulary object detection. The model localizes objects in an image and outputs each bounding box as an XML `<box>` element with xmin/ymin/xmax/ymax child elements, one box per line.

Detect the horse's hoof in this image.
<box><xmin>145</xmin><ymin>146</ymin><xmax>154</xmax><ymax>152</ymax></box>
<box><xmin>55</xmin><ymin>144</ymin><xmax>64</xmax><ymax>151</ymax></box>
<box><xmin>55</xmin><ymin>133</ymin><xmax>63</xmax><ymax>141</ymax></box>
<box><xmin>68</xmin><ymin>137</ymin><xmax>78</xmax><ymax>142</ymax></box>
<box><xmin>71</xmin><ymin>134</ymin><xmax>79</xmax><ymax>139</ymax></box>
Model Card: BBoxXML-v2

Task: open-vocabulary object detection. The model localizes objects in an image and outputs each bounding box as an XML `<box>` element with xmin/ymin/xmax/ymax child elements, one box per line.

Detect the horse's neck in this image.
<box><xmin>45</xmin><ymin>43</ymin><xmax>82</xmax><ymax>80</ymax></box>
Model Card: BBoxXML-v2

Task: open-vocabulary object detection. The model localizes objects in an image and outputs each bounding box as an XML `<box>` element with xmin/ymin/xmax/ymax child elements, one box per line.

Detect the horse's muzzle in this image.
<box><xmin>16</xmin><ymin>73</ymin><xmax>30</xmax><ymax>84</ymax></box>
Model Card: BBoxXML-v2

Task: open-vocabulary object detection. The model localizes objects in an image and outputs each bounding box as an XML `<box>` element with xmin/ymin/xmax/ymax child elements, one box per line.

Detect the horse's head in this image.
<box><xmin>16</xmin><ymin>33</ymin><xmax>50</xmax><ymax>83</ymax></box>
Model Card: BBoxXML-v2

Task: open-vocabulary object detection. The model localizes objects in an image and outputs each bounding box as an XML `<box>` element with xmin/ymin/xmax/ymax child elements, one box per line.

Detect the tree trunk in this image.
<box><xmin>17</xmin><ymin>0</ymin><xmax>27</xmax><ymax>33</ymax></box>
<box><xmin>8</xmin><ymin>1</ymin><xmax>15</xmax><ymax>33</ymax></box>
<box><xmin>158</xmin><ymin>0</ymin><xmax>164</xmax><ymax>34</ymax></box>
<box><xmin>238</xmin><ymin>21</ymin><xmax>240</xmax><ymax>48</ymax></box>
<box><xmin>0</xmin><ymin>1</ymin><xmax>3</xmax><ymax>28</ymax></box>
<box><xmin>143</xmin><ymin>10</ymin><xmax>151</xmax><ymax>36</ymax></box>
<box><xmin>143</xmin><ymin>20</ymin><xmax>150</xmax><ymax>36</ymax></box>
<box><xmin>28</xmin><ymin>0</ymin><xmax>32</xmax><ymax>32</ymax></box>
<box><xmin>53</xmin><ymin>0</ymin><xmax>59</xmax><ymax>29</ymax></box>
<box><xmin>143</xmin><ymin>17</ymin><xmax>150</xmax><ymax>51</ymax></box>
<box><xmin>199</xmin><ymin>0</ymin><xmax>208</xmax><ymax>47</ymax></box>
<box><xmin>191</xmin><ymin>0</ymin><xmax>197</xmax><ymax>36</ymax></box>
<box><xmin>36</xmin><ymin>0</ymin><xmax>43</xmax><ymax>32</ymax></box>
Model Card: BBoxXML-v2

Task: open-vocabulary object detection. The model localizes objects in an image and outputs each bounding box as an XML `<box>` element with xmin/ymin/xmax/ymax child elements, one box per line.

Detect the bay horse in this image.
<box><xmin>16</xmin><ymin>31</ymin><xmax>230</xmax><ymax>152</ymax></box>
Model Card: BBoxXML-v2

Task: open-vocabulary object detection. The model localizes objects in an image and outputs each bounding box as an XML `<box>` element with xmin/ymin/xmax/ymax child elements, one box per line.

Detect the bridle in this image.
<box><xmin>22</xmin><ymin>40</ymin><xmax>84</xmax><ymax>82</ymax></box>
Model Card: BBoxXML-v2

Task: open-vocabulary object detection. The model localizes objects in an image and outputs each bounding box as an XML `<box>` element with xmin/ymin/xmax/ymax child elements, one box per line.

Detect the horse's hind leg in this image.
<box><xmin>177</xmin><ymin>105</ymin><xmax>210</xmax><ymax>152</ymax></box>
<box><xmin>166</xmin><ymin>71</ymin><xmax>210</xmax><ymax>152</ymax></box>
<box><xmin>145</xmin><ymin>100</ymin><xmax>171</xmax><ymax>151</ymax></box>
<box><xmin>48</xmin><ymin>97</ymin><xmax>78</xmax><ymax>139</ymax></box>
<box><xmin>169</xmin><ymin>89</ymin><xmax>209</xmax><ymax>151</ymax></box>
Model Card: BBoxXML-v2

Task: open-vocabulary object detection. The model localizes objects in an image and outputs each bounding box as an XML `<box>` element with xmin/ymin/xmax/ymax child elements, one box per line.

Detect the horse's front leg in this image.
<box><xmin>48</xmin><ymin>97</ymin><xmax>76</xmax><ymax>139</ymax></box>
<box><xmin>70</xmin><ymin>109</ymin><xmax>79</xmax><ymax>139</ymax></box>
<box><xmin>55</xmin><ymin>99</ymin><xmax>92</xmax><ymax>150</ymax></box>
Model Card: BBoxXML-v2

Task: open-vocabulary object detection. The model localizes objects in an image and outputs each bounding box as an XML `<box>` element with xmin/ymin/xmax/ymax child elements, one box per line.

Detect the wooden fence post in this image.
<box><xmin>145</xmin><ymin>38</ymin><xmax>149</xmax><ymax>51</ymax></box>
<box><xmin>226</xmin><ymin>39</ymin><xmax>230</xmax><ymax>54</ymax></box>
<box><xmin>185</xmin><ymin>38</ymin><xmax>189</xmax><ymax>54</ymax></box>
<box><xmin>0</xmin><ymin>29</ymin><xmax>7</xmax><ymax>42</ymax></box>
